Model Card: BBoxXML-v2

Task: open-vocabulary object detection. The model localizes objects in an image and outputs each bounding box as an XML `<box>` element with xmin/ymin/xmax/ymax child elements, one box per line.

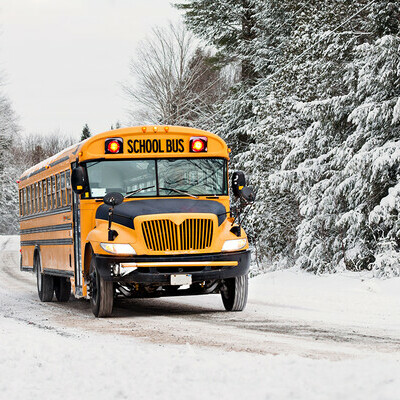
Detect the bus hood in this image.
<box><xmin>95</xmin><ymin>198</ymin><xmax>227</xmax><ymax>230</ymax></box>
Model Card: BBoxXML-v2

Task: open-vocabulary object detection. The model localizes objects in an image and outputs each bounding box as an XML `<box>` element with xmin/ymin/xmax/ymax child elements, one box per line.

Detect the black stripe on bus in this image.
<box><xmin>20</xmin><ymin>223</ymin><xmax>73</xmax><ymax>235</ymax></box>
<box><xmin>42</xmin><ymin>268</ymin><xmax>74</xmax><ymax>278</ymax></box>
<box><xmin>19</xmin><ymin>206</ymin><xmax>72</xmax><ymax>221</ymax></box>
<box><xmin>72</xmin><ymin>145</ymin><xmax>80</xmax><ymax>155</ymax></box>
<box><xmin>50</xmin><ymin>156</ymin><xmax>70</xmax><ymax>167</ymax></box>
<box><xmin>20</xmin><ymin>266</ymin><xmax>34</xmax><ymax>272</ymax></box>
<box><xmin>19</xmin><ymin>166</ymin><xmax>47</xmax><ymax>182</ymax></box>
<box><xmin>19</xmin><ymin>166</ymin><xmax>46</xmax><ymax>182</ymax></box>
<box><xmin>19</xmin><ymin>155</ymin><xmax>71</xmax><ymax>182</ymax></box>
<box><xmin>21</xmin><ymin>238</ymin><xmax>73</xmax><ymax>246</ymax></box>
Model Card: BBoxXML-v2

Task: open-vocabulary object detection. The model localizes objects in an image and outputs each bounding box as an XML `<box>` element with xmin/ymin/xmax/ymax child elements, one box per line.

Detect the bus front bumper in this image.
<box><xmin>94</xmin><ymin>250</ymin><xmax>250</xmax><ymax>284</ymax></box>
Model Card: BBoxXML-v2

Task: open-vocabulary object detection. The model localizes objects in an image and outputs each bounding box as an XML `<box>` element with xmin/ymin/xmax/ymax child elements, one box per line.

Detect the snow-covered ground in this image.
<box><xmin>1</xmin><ymin>235</ymin><xmax>400</xmax><ymax>400</ymax></box>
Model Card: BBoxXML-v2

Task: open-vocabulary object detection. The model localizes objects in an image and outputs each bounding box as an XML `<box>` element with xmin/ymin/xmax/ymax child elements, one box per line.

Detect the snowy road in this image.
<box><xmin>1</xmin><ymin>235</ymin><xmax>400</xmax><ymax>399</ymax></box>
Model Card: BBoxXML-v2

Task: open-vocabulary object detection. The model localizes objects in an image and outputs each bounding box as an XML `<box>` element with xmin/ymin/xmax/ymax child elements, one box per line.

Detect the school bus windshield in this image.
<box><xmin>86</xmin><ymin>158</ymin><xmax>227</xmax><ymax>198</ymax></box>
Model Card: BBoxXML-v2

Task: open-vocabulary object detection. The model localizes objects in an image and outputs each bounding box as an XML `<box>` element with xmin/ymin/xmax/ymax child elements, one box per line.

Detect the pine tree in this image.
<box><xmin>175</xmin><ymin>0</ymin><xmax>261</xmax><ymax>154</ymax></box>
<box><xmin>81</xmin><ymin>123</ymin><xmax>91</xmax><ymax>140</ymax></box>
<box><xmin>175</xmin><ymin>0</ymin><xmax>259</xmax><ymax>83</ymax></box>
<box><xmin>272</xmin><ymin>0</ymin><xmax>400</xmax><ymax>273</ymax></box>
<box><xmin>0</xmin><ymin>94</ymin><xmax>20</xmax><ymax>234</ymax></box>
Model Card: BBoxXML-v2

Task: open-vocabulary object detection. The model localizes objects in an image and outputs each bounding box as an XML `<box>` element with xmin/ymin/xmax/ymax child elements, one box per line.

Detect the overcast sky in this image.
<box><xmin>0</xmin><ymin>0</ymin><xmax>181</xmax><ymax>139</ymax></box>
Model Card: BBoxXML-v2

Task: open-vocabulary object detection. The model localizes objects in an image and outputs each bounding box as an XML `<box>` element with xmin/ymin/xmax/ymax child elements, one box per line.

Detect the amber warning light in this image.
<box><xmin>105</xmin><ymin>138</ymin><xmax>123</xmax><ymax>154</ymax></box>
<box><xmin>190</xmin><ymin>137</ymin><xmax>207</xmax><ymax>153</ymax></box>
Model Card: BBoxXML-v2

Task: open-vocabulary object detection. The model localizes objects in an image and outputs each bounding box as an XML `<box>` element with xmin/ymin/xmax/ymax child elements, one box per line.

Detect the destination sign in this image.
<box><xmin>127</xmin><ymin>139</ymin><xmax>184</xmax><ymax>154</ymax></box>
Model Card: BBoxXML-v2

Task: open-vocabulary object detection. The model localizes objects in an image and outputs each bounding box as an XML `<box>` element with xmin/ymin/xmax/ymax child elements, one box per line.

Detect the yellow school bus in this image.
<box><xmin>18</xmin><ymin>126</ymin><xmax>254</xmax><ymax>317</ymax></box>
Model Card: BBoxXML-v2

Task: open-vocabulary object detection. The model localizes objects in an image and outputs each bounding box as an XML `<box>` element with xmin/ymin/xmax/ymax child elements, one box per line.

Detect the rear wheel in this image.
<box><xmin>36</xmin><ymin>254</ymin><xmax>54</xmax><ymax>302</ymax></box>
<box><xmin>89</xmin><ymin>256</ymin><xmax>114</xmax><ymax>317</ymax></box>
<box><xmin>54</xmin><ymin>277</ymin><xmax>71</xmax><ymax>302</ymax></box>
<box><xmin>221</xmin><ymin>274</ymin><xmax>248</xmax><ymax>311</ymax></box>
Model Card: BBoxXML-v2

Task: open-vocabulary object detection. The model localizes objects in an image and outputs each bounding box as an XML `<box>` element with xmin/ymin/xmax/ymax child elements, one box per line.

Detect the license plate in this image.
<box><xmin>170</xmin><ymin>274</ymin><xmax>192</xmax><ymax>285</ymax></box>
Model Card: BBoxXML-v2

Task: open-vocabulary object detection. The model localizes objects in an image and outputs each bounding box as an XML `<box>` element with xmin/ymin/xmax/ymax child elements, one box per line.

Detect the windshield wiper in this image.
<box><xmin>159</xmin><ymin>187</ymin><xmax>199</xmax><ymax>199</ymax></box>
<box><xmin>125</xmin><ymin>185</ymin><xmax>155</xmax><ymax>198</ymax></box>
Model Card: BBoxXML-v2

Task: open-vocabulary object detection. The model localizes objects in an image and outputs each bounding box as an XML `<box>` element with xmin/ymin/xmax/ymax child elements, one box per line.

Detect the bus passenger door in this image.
<box><xmin>72</xmin><ymin>162</ymin><xmax>83</xmax><ymax>296</ymax></box>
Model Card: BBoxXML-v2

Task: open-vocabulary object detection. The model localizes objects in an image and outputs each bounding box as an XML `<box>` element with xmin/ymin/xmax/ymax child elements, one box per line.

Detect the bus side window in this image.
<box><xmin>29</xmin><ymin>187</ymin><xmax>32</xmax><ymax>215</ymax></box>
<box><xmin>25</xmin><ymin>188</ymin><xmax>28</xmax><ymax>215</ymax></box>
<box><xmin>51</xmin><ymin>176</ymin><xmax>56</xmax><ymax>209</ymax></box>
<box><xmin>33</xmin><ymin>183</ymin><xmax>35</xmax><ymax>213</ymax></box>
<box><xmin>19</xmin><ymin>190</ymin><xmax>23</xmax><ymax>216</ymax></box>
<box><xmin>42</xmin><ymin>180</ymin><xmax>47</xmax><ymax>211</ymax></box>
<box><xmin>38</xmin><ymin>181</ymin><xmax>42</xmax><ymax>212</ymax></box>
<box><xmin>24</xmin><ymin>188</ymin><xmax>27</xmax><ymax>215</ymax></box>
<box><xmin>30</xmin><ymin>185</ymin><xmax>34</xmax><ymax>214</ymax></box>
<box><xmin>36</xmin><ymin>182</ymin><xmax>39</xmax><ymax>213</ymax></box>
<box><xmin>26</xmin><ymin>186</ymin><xmax>30</xmax><ymax>215</ymax></box>
<box><xmin>56</xmin><ymin>174</ymin><xmax>61</xmax><ymax>208</ymax></box>
<box><xmin>42</xmin><ymin>180</ymin><xmax>45</xmax><ymax>211</ymax></box>
<box><xmin>47</xmin><ymin>178</ymin><xmax>52</xmax><ymax>209</ymax></box>
<box><xmin>61</xmin><ymin>172</ymin><xmax>66</xmax><ymax>207</ymax></box>
<box><xmin>21</xmin><ymin>189</ymin><xmax>25</xmax><ymax>216</ymax></box>
<box><xmin>66</xmin><ymin>170</ymin><xmax>71</xmax><ymax>205</ymax></box>
<box><xmin>35</xmin><ymin>183</ymin><xmax>38</xmax><ymax>213</ymax></box>
<box><xmin>33</xmin><ymin>184</ymin><xmax>36</xmax><ymax>214</ymax></box>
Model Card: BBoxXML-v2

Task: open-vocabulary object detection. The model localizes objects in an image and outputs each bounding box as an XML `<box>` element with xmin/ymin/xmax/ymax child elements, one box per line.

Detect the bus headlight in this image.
<box><xmin>100</xmin><ymin>243</ymin><xmax>136</xmax><ymax>255</ymax></box>
<box><xmin>221</xmin><ymin>238</ymin><xmax>247</xmax><ymax>252</ymax></box>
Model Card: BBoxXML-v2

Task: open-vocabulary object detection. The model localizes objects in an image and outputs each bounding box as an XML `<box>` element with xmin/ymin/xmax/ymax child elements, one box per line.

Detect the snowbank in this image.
<box><xmin>250</xmin><ymin>269</ymin><xmax>400</xmax><ymax>333</ymax></box>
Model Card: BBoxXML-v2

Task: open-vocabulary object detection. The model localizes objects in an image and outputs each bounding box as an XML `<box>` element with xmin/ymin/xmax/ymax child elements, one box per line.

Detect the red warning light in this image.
<box><xmin>108</xmin><ymin>141</ymin><xmax>120</xmax><ymax>153</ymax></box>
<box><xmin>105</xmin><ymin>138</ymin><xmax>123</xmax><ymax>154</ymax></box>
<box><xmin>190</xmin><ymin>137</ymin><xmax>207</xmax><ymax>153</ymax></box>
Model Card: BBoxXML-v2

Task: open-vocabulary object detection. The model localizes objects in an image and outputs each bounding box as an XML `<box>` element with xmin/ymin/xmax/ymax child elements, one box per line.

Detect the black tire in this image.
<box><xmin>221</xmin><ymin>274</ymin><xmax>248</xmax><ymax>311</ymax></box>
<box><xmin>89</xmin><ymin>256</ymin><xmax>114</xmax><ymax>317</ymax></box>
<box><xmin>36</xmin><ymin>254</ymin><xmax>54</xmax><ymax>302</ymax></box>
<box><xmin>54</xmin><ymin>277</ymin><xmax>71</xmax><ymax>302</ymax></box>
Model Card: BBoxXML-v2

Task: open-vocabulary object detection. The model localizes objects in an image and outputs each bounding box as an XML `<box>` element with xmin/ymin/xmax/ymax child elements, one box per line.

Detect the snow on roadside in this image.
<box><xmin>250</xmin><ymin>269</ymin><xmax>400</xmax><ymax>335</ymax></box>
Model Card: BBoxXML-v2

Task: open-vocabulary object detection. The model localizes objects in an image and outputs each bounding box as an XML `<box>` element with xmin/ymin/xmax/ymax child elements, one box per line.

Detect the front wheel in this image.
<box><xmin>89</xmin><ymin>256</ymin><xmax>114</xmax><ymax>317</ymax></box>
<box><xmin>221</xmin><ymin>274</ymin><xmax>248</xmax><ymax>311</ymax></box>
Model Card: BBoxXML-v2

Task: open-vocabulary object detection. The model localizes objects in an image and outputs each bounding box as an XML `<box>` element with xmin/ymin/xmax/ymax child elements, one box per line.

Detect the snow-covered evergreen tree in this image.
<box><xmin>272</xmin><ymin>1</ymin><xmax>400</xmax><ymax>273</ymax></box>
<box><xmin>175</xmin><ymin>0</ymin><xmax>261</xmax><ymax>154</ymax></box>
<box><xmin>0</xmin><ymin>93</ymin><xmax>20</xmax><ymax>234</ymax></box>
<box><xmin>81</xmin><ymin>123</ymin><xmax>91</xmax><ymax>140</ymax></box>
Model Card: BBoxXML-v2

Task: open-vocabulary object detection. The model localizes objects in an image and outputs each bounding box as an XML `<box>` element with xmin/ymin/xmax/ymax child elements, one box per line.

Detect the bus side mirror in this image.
<box><xmin>71</xmin><ymin>166</ymin><xmax>86</xmax><ymax>194</ymax></box>
<box><xmin>232</xmin><ymin>171</ymin><xmax>246</xmax><ymax>198</ymax></box>
<box><xmin>103</xmin><ymin>192</ymin><xmax>124</xmax><ymax>241</ymax></box>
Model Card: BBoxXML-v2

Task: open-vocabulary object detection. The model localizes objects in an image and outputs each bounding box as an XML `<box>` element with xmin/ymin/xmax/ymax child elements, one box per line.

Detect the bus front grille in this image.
<box><xmin>141</xmin><ymin>218</ymin><xmax>214</xmax><ymax>251</ymax></box>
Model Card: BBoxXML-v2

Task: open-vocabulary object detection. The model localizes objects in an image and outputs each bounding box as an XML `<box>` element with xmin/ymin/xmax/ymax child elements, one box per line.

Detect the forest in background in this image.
<box><xmin>0</xmin><ymin>0</ymin><xmax>399</xmax><ymax>276</ymax></box>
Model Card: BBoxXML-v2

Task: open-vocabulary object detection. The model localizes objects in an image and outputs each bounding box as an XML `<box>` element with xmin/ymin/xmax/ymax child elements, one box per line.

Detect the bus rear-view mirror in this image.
<box><xmin>71</xmin><ymin>166</ymin><xmax>86</xmax><ymax>194</ymax></box>
<box><xmin>232</xmin><ymin>171</ymin><xmax>246</xmax><ymax>198</ymax></box>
